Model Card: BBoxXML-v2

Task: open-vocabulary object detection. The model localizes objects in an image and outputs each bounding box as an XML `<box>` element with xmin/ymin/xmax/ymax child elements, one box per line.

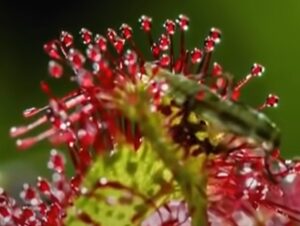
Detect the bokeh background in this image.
<box><xmin>0</xmin><ymin>0</ymin><xmax>300</xmax><ymax>193</ymax></box>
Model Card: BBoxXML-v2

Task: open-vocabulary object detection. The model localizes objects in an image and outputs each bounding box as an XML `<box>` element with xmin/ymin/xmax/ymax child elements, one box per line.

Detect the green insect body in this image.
<box><xmin>144</xmin><ymin>63</ymin><xmax>280</xmax><ymax>152</ymax></box>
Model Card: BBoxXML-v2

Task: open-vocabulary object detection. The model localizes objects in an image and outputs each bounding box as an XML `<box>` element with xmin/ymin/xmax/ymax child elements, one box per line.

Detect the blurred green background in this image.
<box><xmin>0</xmin><ymin>0</ymin><xmax>300</xmax><ymax>192</ymax></box>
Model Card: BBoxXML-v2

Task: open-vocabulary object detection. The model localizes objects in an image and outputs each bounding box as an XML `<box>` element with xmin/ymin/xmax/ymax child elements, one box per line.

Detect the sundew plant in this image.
<box><xmin>1</xmin><ymin>14</ymin><xmax>300</xmax><ymax>226</ymax></box>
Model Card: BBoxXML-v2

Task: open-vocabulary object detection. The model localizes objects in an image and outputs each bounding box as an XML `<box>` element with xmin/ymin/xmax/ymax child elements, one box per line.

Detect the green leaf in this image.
<box><xmin>65</xmin><ymin>141</ymin><xmax>181</xmax><ymax>226</ymax></box>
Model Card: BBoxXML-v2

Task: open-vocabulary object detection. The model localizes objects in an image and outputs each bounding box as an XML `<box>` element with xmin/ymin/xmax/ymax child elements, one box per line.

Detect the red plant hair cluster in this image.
<box><xmin>1</xmin><ymin>14</ymin><xmax>299</xmax><ymax>226</ymax></box>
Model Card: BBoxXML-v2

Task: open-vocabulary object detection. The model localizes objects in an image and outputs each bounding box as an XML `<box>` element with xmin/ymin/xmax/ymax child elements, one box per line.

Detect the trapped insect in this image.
<box><xmin>144</xmin><ymin>63</ymin><xmax>280</xmax><ymax>153</ymax></box>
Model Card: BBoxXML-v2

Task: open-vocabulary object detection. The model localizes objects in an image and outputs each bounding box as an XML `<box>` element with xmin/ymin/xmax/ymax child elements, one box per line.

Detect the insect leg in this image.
<box><xmin>264</xmin><ymin>152</ymin><xmax>279</xmax><ymax>184</ymax></box>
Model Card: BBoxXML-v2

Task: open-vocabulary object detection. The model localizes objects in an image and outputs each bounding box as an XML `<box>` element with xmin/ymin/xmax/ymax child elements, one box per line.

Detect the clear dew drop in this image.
<box><xmin>80</xmin><ymin>28</ymin><xmax>93</xmax><ymax>45</ymax></box>
<box><xmin>70</xmin><ymin>175</ymin><xmax>82</xmax><ymax>192</ymax></box>
<box><xmin>60</xmin><ymin>31</ymin><xmax>73</xmax><ymax>48</ymax></box>
<box><xmin>48</xmin><ymin>60</ymin><xmax>63</xmax><ymax>78</ymax></box>
<box><xmin>284</xmin><ymin>173</ymin><xmax>296</xmax><ymax>183</ymax></box>
<box><xmin>48</xmin><ymin>149</ymin><xmax>65</xmax><ymax>173</ymax></box>
<box><xmin>120</xmin><ymin>23</ymin><xmax>133</xmax><ymax>39</ymax></box>
<box><xmin>204</xmin><ymin>37</ymin><xmax>215</xmax><ymax>52</ymax></box>
<box><xmin>265</xmin><ymin>94</ymin><xmax>279</xmax><ymax>108</ymax></box>
<box><xmin>251</xmin><ymin>63</ymin><xmax>265</xmax><ymax>77</ymax></box>
<box><xmin>107</xmin><ymin>28</ymin><xmax>117</xmax><ymax>42</ymax></box>
<box><xmin>68</xmin><ymin>49</ymin><xmax>86</xmax><ymax>69</ymax></box>
<box><xmin>124</xmin><ymin>50</ymin><xmax>137</xmax><ymax>66</ymax></box>
<box><xmin>113</xmin><ymin>38</ymin><xmax>125</xmax><ymax>54</ymax></box>
<box><xmin>159</xmin><ymin>34</ymin><xmax>170</xmax><ymax>51</ymax></box>
<box><xmin>151</xmin><ymin>43</ymin><xmax>160</xmax><ymax>58</ymax></box>
<box><xmin>159</xmin><ymin>54</ymin><xmax>171</xmax><ymax>67</ymax></box>
<box><xmin>76</xmin><ymin>69</ymin><xmax>94</xmax><ymax>88</ymax></box>
<box><xmin>164</xmin><ymin>19</ymin><xmax>176</xmax><ymax>35</ymax></box>
<box><xmin>43</xmin><ymin>41</ymin><xmax>61</xmax><ymax>59</ymax></box>
<box><xmin>212</xmin><ymin>62</ymin><xmax>223</xmax><ymax>76</ymax></box>
<box><xmin>37</xmin><ymin>177</ymin><xmax>51</xmax><ymax>194</ymax></box>
<box><xmin>139</xmin><ymin>15</ymin><xmax>152</xmax><ymax>32</ymax></box>
<box><xmin>95</xmin><ymin>34</ymin><xmax>107</xmax><ymax>52</ymax></box>
<box><xmin>86</xmin><ymin>45</ymin><xmax>101</xmax><ymax>62</ymax></box>
<box><xmin>209</xmin><ymin>27</ymin><xmax>222</xmax><ymax>44</ymax></box>
<box><xmin>191</xmin><ymin>48</ymin><xmax>203</xmax><ymax>64</ymax></box>
<box><xmin>176</xmin><ymin>14</ymin><xmax>189</xmax><ymax>31</ymax></box>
